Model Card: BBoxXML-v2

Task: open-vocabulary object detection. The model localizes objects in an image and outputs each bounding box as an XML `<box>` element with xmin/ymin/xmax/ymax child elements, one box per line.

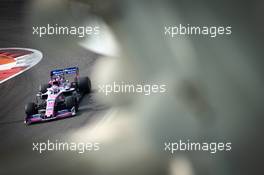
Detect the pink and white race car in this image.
<box><xmin>24</xmin><ymin>67</ymin><xmax>91</xmax><ymax>125</ymax></box>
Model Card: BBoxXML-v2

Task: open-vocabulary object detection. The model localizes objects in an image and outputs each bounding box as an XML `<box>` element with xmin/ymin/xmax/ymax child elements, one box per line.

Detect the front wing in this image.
<box><xmin>24</xmin><ymin>108</ymin><xmax>75</xmax><ymax>125</ymax></box>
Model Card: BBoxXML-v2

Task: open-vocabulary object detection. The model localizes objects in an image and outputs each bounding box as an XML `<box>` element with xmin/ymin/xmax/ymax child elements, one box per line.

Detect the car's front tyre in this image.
<box><xmin>65</xmin><ymin>96</ymin><xmax>78</xmax><ymax>112</ymax></box>
<box><xmin>25</xmin><ymin>102</ymin><xmax>37</xmax><ymax>115</ymax></box>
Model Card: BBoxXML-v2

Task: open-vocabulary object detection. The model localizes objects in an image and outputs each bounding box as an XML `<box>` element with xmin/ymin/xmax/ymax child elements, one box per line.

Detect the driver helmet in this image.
<box><xmin>52</xmin><ymin>75</ymin><xmax>62</xmax><ymax>86</ymax></box>
<box><xmin>52</xmin><ymin>79</ymin><xmax>59</xmax><ymax>86</ymax></box>
<box><xmin>52</xmin><ymin>85</ymin><xmax>60</xmax><ymax>94</ymax></box>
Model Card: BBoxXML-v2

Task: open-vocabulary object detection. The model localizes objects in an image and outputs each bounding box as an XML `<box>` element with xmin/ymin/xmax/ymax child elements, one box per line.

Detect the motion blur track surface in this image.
<box><xmin>0</xmin><ymin>1</ymin><xmax>107</xmax><ymax>173</ymax></box>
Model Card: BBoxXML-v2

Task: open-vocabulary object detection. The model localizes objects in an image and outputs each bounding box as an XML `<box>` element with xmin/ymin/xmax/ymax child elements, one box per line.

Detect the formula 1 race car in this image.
<box><xmin>24</xmin><ymin>67</ymin><xmax>91</xmax><ymax>125</ymax></box>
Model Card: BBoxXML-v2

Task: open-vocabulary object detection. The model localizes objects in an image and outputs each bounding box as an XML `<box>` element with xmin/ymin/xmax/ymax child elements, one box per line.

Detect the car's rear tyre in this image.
<box><xmin>65</xmin><ymin>96</ymin><xmax>78</xmax><ymax>112</ymax></box>
<box><xmin>25</xmin><ymin>102</ymin><xmax>37</xmax><ymax>115</ymax></box>
<box><xmin>78</xmin><ymin>76</ymin><xmax>91</xmax><ymax>94</ymax></box>
<box><xmin>39</xmin><ymin>83</ymin><xmax>50</xmax><ymax>93</ymax></box>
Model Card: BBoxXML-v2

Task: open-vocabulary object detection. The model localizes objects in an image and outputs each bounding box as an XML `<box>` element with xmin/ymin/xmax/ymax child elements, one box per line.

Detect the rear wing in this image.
<box><xmin>64</xmin><ymin>67</ymin><xmax>79</xmax><ymax>75</ymax></box>
<box><xmin>50</xmin><ymin>67</ymin><xmax>79</xmax><ymax>77</ymax></box>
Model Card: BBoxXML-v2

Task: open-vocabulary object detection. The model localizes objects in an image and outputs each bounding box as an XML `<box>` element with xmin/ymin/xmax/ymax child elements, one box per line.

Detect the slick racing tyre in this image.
<box><xmin>78</xmin><ymin>76</ymin><xmax>91</xmax><ymax>94</ymax></box>
<box><xmin>65</xmin><ymin>96</ymin><xmax>78</xmax><ymax>112</ymax></box>
<box><xmin>25</xmin><ymin>102</ymin><xmax>37</xmax><ymax>115</ymax></box>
